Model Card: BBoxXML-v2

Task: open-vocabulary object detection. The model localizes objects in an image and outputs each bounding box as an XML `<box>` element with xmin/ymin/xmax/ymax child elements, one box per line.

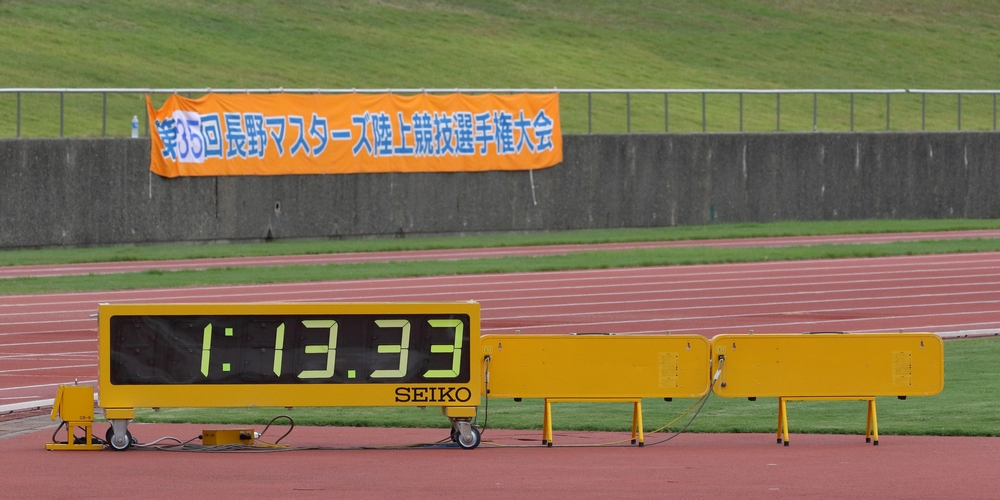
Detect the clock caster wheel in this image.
<box><xmin>105</xmin><ymin>426</ymin><xmax>134</xmax><ymax>451</ymax></box>
<box><xmin>450</xmin><ymin>427</ymin><xmax>460</xmax><ymax>443</ymax></box>
<box><xmin>456</xmin><ymin>426</ymin><xmax>481</xmax><ymax>450</ymax></box>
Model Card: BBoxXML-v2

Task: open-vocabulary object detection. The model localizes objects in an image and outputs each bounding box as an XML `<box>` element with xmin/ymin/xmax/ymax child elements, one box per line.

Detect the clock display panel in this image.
<box><xmin>109</xmin><ymin>313</ymin><xmax>472</xmax><ymax>385</ymax></box>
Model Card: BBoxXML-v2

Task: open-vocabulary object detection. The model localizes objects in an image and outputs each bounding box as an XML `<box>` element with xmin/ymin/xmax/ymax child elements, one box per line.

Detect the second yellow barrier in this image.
<box><xmin>711</xmin><ymin>333</ymin><xmax>944</xmax><ymax>398</ymax></box>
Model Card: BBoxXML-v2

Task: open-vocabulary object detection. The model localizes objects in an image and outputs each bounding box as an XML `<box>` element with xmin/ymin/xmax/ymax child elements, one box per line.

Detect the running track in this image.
<box><xmin>2</xmin><ymin>250</ymin><xmax>1000</xmax><ymax>408</ymax></box>
<box><xmin>3</xmin><ymin>245</ymin><xmax>1000</xmax><ymax>498</ymax></box>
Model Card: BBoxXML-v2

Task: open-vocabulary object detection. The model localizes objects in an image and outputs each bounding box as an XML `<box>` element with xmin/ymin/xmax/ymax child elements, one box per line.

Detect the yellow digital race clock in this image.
<box><xmin>98</xmin><ymin>302</ymin><xmax>482</xmax><ymax>450</ymax></box>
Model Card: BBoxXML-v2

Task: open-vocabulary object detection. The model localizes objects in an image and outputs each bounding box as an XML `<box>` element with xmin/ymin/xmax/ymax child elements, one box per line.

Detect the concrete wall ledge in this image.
<box><xmin>1</xmin><ymin>133</ymin><xmax>998</xmax><ymax>249</ymax></box>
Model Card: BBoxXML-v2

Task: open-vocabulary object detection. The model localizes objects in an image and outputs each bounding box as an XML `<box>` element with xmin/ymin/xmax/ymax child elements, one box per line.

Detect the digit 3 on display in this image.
<box><xmin>98</xmin><ymin>302</ymin><xmax>482</xmax><ymax>450</ymax></box>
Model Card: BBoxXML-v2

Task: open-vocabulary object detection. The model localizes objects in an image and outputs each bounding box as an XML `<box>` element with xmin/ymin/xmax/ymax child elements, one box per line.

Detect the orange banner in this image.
<box><xmin>147</xmin><ymin>93</ymin><xmax>561</xmax><ymax>177</ymax></box>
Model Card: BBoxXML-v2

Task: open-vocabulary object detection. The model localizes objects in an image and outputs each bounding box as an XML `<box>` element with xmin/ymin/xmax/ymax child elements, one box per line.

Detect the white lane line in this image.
<box><xmin>480</xmin><ymin>287</ymin><xmax>1000</xmax><ymax>313</ymax></box>
<box><xmin>938</xmin><ymin>329</ymin><xmax>1000</xmax><ymax>338</ymax></box>
<box><xmin>484</xmin><ymin>298</ymin><xmax>1000</xmax><ymax>324</ymax></box>
<box><xmin>0</xmin><ymin>380</ymin><xmax>98</xmax><ymax>392</ymax></box>
<box><xmin>0</xmin><ymin>388</ymin><xmax>96</xmax><ymax>413</ymax></box>
<box><xmin>0</xmin><ymin>364</ymin><xmax>95</xmax><ymax>374</ymax></box>
<box><xmin>0</xmin><ymin>352</ymin><xmax>94</xmax><ymax>358</ymax></box>
<box><xmin>0</xmin><ymin>306</ymin><xmax>96</xmax><ymax>315</ymax></box>
<box><xmin>0</xmin><ymin>329</ymin><xmax>93</xmax><ymax>338</ymax></box>
<box><xmin>0</xmin><ymin>320</ymin><xmax>96</xmax><ymax>328</ymax></box>
<box><xmin>480</xmin><ymin>308</ymin><xmax>1000</xmax><ymax>334</ymax></box>
<box><xmin>0</xmin><ymin>340</ymin><xmax>95</xmax><ymax>348</ymax></box>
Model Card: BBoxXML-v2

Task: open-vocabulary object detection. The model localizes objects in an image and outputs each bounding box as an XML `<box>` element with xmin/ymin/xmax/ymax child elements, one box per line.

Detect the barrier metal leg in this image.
<box><xmin>777</xmin><ymin>397</ymin><xmax>785</xmax><ymax>444</ymax></box>
<box><xmin>869</xmin><ymin>399</ymin><xmax>879</xmax><ymax>446</ymax></box>
<box><xmin>542</xmin><ymin>399</ymin><xmax>553</xmax><ymax>447</ymax></box>
<box><xmin>631</xmin><ymin>403</ymin><xmax>638</xmax><ymax>444</ymax></box>
<box><xmin>540</xmin><ymin>398</ymin><xmax>646</xmax><ymax>449</ymax></box>
<box><xmin>780</xmin><ymin>397</ymin><xmax>878</xmax><ymax>447</ymax></box>
<box><xmin>632</xmin><ymin>401</ymin><xmax>644</xmax><ymax>447</ymax></box>
<box><xmin>865</xmin><ymin>400</ymin><xmax>873</xmax><ymax>443</ymax></box>
<box><xmin>780</xmin><ymin>398</ymin><xmax>790</xmax><ymax>446</ymax></box>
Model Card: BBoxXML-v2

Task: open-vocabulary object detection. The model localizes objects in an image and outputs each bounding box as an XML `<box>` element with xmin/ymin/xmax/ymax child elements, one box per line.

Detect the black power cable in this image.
<box><xmin>477</xmin><ymin>356</ymin><xmax>491</xmax><ymax>437</ymax></box>
<box><xmin>257</xmin><ymin>415</ymin><xmax>294</xmax><ymax>444</ymax></box>
<box><xmin>641</xmin><ymin>356</ymin><xmax>725</xmax><ymax>447</ymax></box>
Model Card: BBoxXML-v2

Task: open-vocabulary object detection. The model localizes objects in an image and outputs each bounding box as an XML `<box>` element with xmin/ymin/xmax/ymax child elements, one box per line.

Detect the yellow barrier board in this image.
<box><xmin>98</xmin><ymin>302</ymin><xmax>481</xmax><ymax>409</ymax></box>
<box><xmin>481</xmin><ymin>334</ymin><xmax>711</xmax><ymax>399</ymax></box>
<box><xmin>711</xmin><ymin>333</ymin><xmax>944</xmax><ymax>398</ymax></box>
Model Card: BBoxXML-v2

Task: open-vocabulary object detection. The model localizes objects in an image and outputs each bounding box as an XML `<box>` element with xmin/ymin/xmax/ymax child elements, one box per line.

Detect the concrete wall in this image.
<box><xmin>1</xmin><ymin>133</ymin><xmax>998</xmax><ymax>249</ymax></box>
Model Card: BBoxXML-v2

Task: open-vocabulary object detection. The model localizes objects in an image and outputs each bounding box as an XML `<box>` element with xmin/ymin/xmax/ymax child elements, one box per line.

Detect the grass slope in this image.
<box><xmin>2</xmin><ymin>1</ymin><xmax>1000</xmax><ymax>136</ymax></box>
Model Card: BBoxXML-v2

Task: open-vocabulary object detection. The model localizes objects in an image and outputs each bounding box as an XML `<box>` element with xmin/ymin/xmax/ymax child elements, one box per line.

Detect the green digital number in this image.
<box><xmin>370</xmin><ymin>319</ymin><xmax>410</xmax><ymax>378</ymax></box>
<box><xmin>200</xmin><ymin>323</ymin><xmax>212</xmax><ymax>377</ymax></box>
<box><xmin>273</xmin><ymin>323</ymin><xmax>285</xmax><ymax>377</ymax></box>
<box><xmin>199</xmin><ymin>324</ymin><xmax>235</xmax><ymax>376</ymax></box>
<box><xmin>297</xmin><ymin>320</ymin><xmax>338</xmax><ymax>379</ymax></box>
<box><xmin>423</xmin><ymin>319</ymin><xmax>464</xmax><ymax>379</ymax></box>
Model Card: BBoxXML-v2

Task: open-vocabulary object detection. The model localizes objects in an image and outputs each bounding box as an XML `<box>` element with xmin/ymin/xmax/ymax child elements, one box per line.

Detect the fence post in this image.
<box><xmin>664</xmin><ymin>93</ymin><xmax>669</xmax><ymax>133</ymax></box>
<box><xmin>702</xmin><ymin>92</ymin><xmax>707</xmax><ymax>132</ymax></box>
<box><xmin>886</xmin><ymin>93</ymin><xmax>890</xmax><ymax>131</ymax></box>
<box><xmin>813</xmin><ymin>92</ymin><xmax>817</xmax><ymax>131</ymax></box>
<box><xmin>922</xmin><ymin>93</ymin><xmax>926</xmax><ymax>131</ymax></box>
<box><xmin>776</xmin><ymin>93</ymin><xmax>780</xmax><ymax>131</ymax></box>
<box><xmin>9</xmin><ymin>87</ymin><xmax>1000</xmax><ymax>137</ymax></box>
<box><xmin>957</xmin><ymin>93</ymin><xmax>962</xmax><ymax>131</ymax></box>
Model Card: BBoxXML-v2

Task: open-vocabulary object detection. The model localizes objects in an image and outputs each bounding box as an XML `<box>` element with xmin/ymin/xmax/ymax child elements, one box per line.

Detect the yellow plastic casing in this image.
<box><xmin>46</xmin><ymin>385</ymin><xmax>103</xmax><ymax>451</ymax></box>
<box><xmin>481</xmin><ymin>334</ymin><xmax>711</xmax><ymax>399</ymax></box>
<box><xmin>98</xmin><ymin>302</ymin><xmax>481</xmax><ymax>411</ymax></box>
<box><xmin>711</xmin><ymin>332</ymin><xmax>944</xmax><ymax>398</ymax></box>
<box><xmin>51</xmin><ymin>385</ymin><xmax>96</xmax><ymax>423</ymax></box>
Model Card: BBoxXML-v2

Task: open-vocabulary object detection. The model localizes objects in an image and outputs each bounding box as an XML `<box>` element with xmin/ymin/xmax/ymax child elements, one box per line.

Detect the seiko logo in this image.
<box><xmin>395</xmin><ymin>387</ymin><xmax>472</xmax><ymax>403</ymax></box>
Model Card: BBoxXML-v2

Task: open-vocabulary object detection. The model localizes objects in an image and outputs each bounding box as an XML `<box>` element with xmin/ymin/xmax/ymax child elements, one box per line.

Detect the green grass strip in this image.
<box><xmin>2</xmin><ymin>219</ymin><xmax>999</xmax><ymax>267</ymax></box>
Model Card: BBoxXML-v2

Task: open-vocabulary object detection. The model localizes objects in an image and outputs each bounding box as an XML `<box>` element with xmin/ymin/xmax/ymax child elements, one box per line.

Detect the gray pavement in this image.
<box><xmin>0</xmin><ymin>414</ymin><xmax>58</xmax><ymax>441</ymax></box>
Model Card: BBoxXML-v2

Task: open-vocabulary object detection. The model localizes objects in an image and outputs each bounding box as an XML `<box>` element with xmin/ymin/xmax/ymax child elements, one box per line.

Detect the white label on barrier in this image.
<box><xmin>892</xmin><ymin>351</ymin><xmax>912</xmax><ymax>386</ymax></box>
<box><xmin>659</xmin><ymin>352</ymin><xmax>678</xmax><ymax>388</ymax></box>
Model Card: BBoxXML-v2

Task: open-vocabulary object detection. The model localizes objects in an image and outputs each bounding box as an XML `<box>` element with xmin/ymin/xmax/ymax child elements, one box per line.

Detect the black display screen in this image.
<box><xmin>109</xmin><ymin>314</ymin><xmax>471</xmax><ymax>385</ymax></box>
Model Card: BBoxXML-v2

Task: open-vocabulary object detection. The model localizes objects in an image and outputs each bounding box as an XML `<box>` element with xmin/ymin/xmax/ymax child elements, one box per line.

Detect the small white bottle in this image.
<box><xmin>131</xmin><ymin>115</ymin><xmax>139</xmax><ymax>138</ymax></box>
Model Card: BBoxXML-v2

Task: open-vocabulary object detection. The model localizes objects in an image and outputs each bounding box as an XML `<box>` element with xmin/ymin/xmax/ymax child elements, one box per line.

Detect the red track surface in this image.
<box><xmin>1</xmin><ymin>426</ymin><xmax>998</xmax><ymax>499</ymax></box>
<box><xmin>1</xmin><ymin>241</ymin><xmax>999</xmax><ymax>497</ymax></box>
